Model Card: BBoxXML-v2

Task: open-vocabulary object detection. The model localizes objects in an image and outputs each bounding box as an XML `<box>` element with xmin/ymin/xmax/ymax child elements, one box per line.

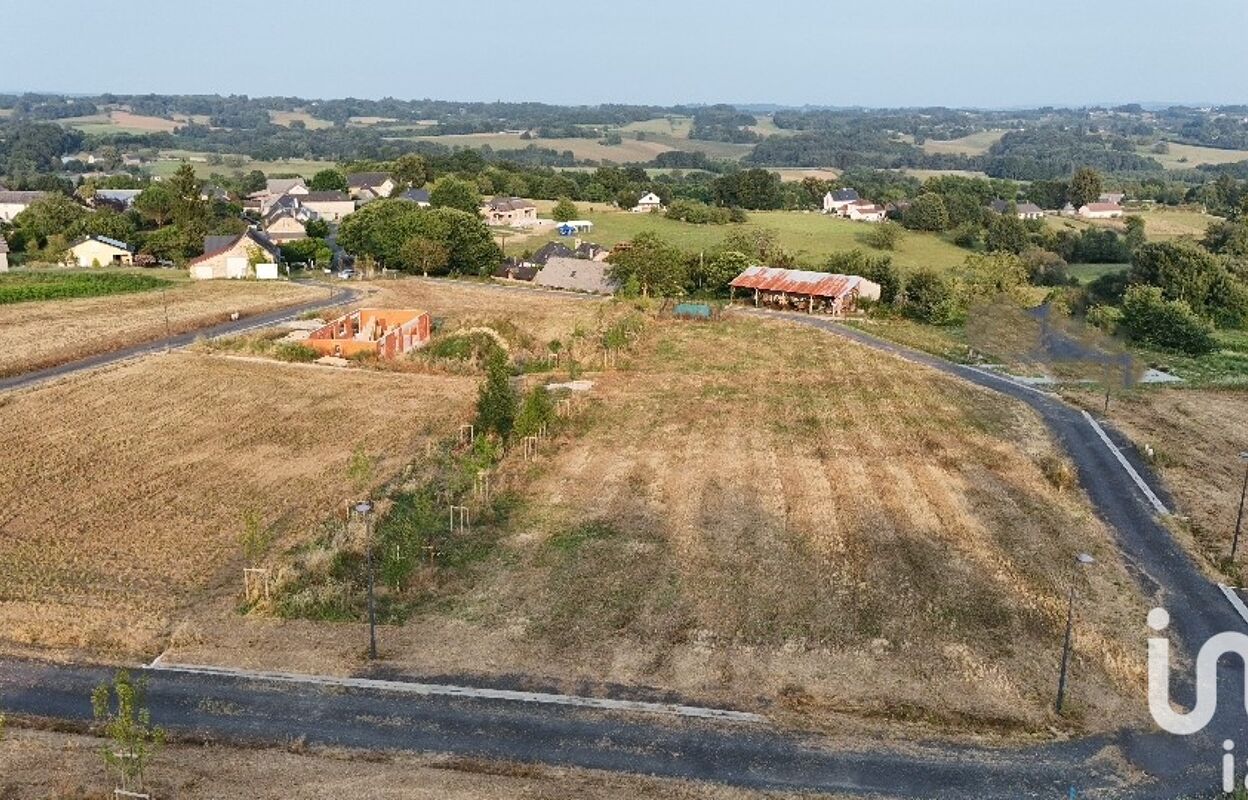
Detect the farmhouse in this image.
<box><xmin>307</xmin><ymin>308</ymin><xmax>431</xmax><ymax>359</ymax></box>
<box><xmin>483</xmin><ymin>196</ymin><xmax>538</xmax><ymax>226</ymax></box>
<box><xmin>988</xmin><ymin>199</ymin><xmax>1046</xmax><ymax>220</ymax></box>
<box><xmin>299</xmin><ymin>191</ymin><xmax>356</xmax><ymax>222</ymax></box>
<box><xmin>534</xmin><ymin>256</ymin><xmax>618</xmax><ymax>294</ymax></box>
<box><xmin>1079</xmin><ymin>202</ymin><xmax>1124</xmax><ymax>219</ymax></box>
<box><xmin>631</xmin><ymin>192</ymin><xmax>664</xmax><ymax>213</ymax></box>
<box><xmin>93</xmin><ymin>189</ymin><xmax>142</xmax><ymax>210</ymax></box>
<box><xmin>845</xmin><ymin>201</ymin><xmax>887</xmax><ymax>222</ymax></box>
<box><xmin>264</xmin><ymin>208</ymin><xmax>311</xmax><ymax>243</ymax></box>
<box><xmin>0</xmin><ymin>236</ymin><xmax>8</xmax><ymax>272</ymax></box>
<box><xmin>265</xmin><ymin>178</ymin><xmax>308</xmax><ymax>197</ymax></box>
<box><xmin>66</xmin><ymin>235</ymin><xmax>135</xmax><ymax>267</ymax></box>
<box><xmin>187</xmin><ymin>229</ymin><xmax>280</xmax><ymax>280</ymax></box>
<box><xmin>347</xmin><ymin>172</ymin><xmax>396</xmax><ymax>201</ymax></box>
<box><xmin>822</xmin><ymin>188</ymin><xmax>860</xmax><ymax>214</ymax></box>
<box><xmin>0</xmin><ymin>190</ymin><xmax>46</xmax><ymax>223</ymax></box>
<box><xmin>729</xmin><ymin>266</ymin><xmax>882</xmax><ymax>314</ymax></box>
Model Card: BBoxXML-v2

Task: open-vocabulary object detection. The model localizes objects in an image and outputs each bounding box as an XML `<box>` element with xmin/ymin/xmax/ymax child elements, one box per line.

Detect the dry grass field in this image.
<box><xmin>63</xmin><ymin>110</ymin><xmax>180</xmax><ymax>135</ymax></box>
<box><xmin>0</xmin><ymin>729</ymin><xmax>817</xmax><ymax>800</ymax></box>
<box><xmin>268</xmin><ymin>109</ymin><xmax>333</xmax><ymax>129</ymax></box>
<box><xmin>1136</xmin><ymin>141</ymin><xmax>1248</xmax><ymax>169</ymax></box>
<box><xmin>0</xmin><ymin>355</ymin><xmax>476</xmax><ymax>656</ymax></box>
<box><xmin>919</xmin><ymin>130</ymin><xmax>1008</xmax><ymax>156</ymax></box>
<box><xmin>1075</xmin><ymin>388</ymin><xmax>1248</xmax><ymax>569</ymax></box>
<box><xmin>166</xmin><ymin>312</ymin><xmax>1148</xmax><ymax>734</ymax></box>
<box><xmin>407</xmin><ymin>132</ymin><xmax>676</xmax><ymax>163</ymax></box>
<box><xmin>1045</xmin><ymin>206</ymin><xmax>1216</xmax><ymax>241</ymax></box>
<box><xmin>0</xmin><ymin>278</ymin><xmax>321</xmax><ymax>377</ymax></box>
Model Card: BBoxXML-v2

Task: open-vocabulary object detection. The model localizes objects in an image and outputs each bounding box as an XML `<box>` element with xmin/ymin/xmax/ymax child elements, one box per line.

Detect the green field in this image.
<box><xmin>148</xmin><ymin>153</ymin><xmax>334</xmax><ymax>179</ymax></box>
<box><xmin>1136</xmin><ymin>141</ymin><xmax>1248</xmax><ymax>170</ymax></box>
<box><xmin>1045</xmin><ymin>206</ymin><xmax>1216</xmax><ymax>241</ymax></box>
<box><xmin>513</xmin><ymin>209</ymin><xmax>970</xmax><ymax>273</ymax></box>
<box><xmin>920</xmin><ymin>129</ymin><xmax>1009</xmax><ymax>156</ymax></box>
<box><xmin>1068</xmin><ymin>263</ymin><xmax>1129</xmax><ymax>283</ymax></box>
<box><xmin>0</xmin><ymin>270</ymin><xmax>172</xmax><ymax>305</ymax></box>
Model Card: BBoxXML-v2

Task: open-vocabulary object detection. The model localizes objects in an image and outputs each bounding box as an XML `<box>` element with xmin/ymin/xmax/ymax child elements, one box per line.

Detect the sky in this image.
<box><xmin>3</xmin><ymin>0</ymin><xmax>1246</xmax><ymax>108</ymax></box>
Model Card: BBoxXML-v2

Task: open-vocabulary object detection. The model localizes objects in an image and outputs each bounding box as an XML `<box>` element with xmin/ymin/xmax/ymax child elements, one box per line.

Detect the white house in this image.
<box><xmin>0</xmin><ymin>236</ymin><xmax>9</xmax><ymax>272</ymax></box>
<box><xmin>299</xmin><ymin>191</ymin><xmax>356</xmax><ymax>222</ymax></box>
<box><xmin>347</xmin><ymin>172</ymin><xmax>397</xmax><ymax>201</ymax></box>
<box><xmin>0</xmin><ymin>191</ymin><xmax>46</xmax><ymax>223</ymax></box>
<box><xmin>187</xmin><ymin>230</ymin><xmax>281</xmax><ymax>280</ymax></box>
<box><xmin>822</xmin><ymin>188</ymin><xmax>861</xmax><ymax>215</ymax></box>
<box><xmin>845</xmin><ymin>202</ymin><xmax>887</xmax><ymax>223</ymax></box>
<box><xmin>632</xmin><ymin>192</ymin><xmax>664</xmax><ymax>213</ymax></box>
<box><xmin>66</xmin><ymin>235</ymin><xmax>135</xmax><ymax>267</ymax></box>
<box><xmin>1078</xmin><ymin>202</ymin><xmax>1124</xmax><ymax>219</ymax></box>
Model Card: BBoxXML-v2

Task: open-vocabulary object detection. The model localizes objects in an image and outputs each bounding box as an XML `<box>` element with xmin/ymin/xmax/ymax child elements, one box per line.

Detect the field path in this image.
<box><xmin>0</xmin><ymin>282</ymin><xmax>358</xmax><ymax>393</ymax></box>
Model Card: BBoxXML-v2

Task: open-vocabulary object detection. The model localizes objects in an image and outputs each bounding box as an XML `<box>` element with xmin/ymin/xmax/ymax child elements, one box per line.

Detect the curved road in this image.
<box><xmin>1</xmin><ymin>296</ymin><xmax>1242</xmax><ymax>796</ymax></box>
<box><xmin>0</xmin><ymin>282</ymin><xmax>359</xmax><ymax>393</ymax></box>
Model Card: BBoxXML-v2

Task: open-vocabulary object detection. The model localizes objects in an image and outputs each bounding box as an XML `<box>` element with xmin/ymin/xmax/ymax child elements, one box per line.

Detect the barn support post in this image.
<box><xmin>808</xmin><ymin>294</ymin><xmax>814</xmax><ymax>314</ymax></box>
<box><xmin>753</xmin><ymin>288</ymin><xmax>759</xmax><ymax>307</ymax></box>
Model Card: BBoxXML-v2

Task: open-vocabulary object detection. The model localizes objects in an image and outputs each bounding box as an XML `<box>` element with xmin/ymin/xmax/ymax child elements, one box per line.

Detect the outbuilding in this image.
<box><xmin>729</xmin><ymin>266</ymin><xmax>881</xmax><ymax>315</ymax></box>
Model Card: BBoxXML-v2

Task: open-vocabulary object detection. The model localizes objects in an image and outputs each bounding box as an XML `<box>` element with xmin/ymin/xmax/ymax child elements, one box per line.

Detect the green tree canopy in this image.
<box><xmin>551</xmin><ymin>197</ymin><xmax>579</xmax><ymax>222</ymax></box>
<box><xmin>430</xmin><ymin>176</ymin><xmax>483</xmax><ymax>214</ymax></box>
<box><xmin>309</xmin><ymin>168</ymin><xmax>348</xmax><ymax>192</ymax></box>
<box><xmin>338</xmin><ymin>200</ymin><xmax>500</xmax><ymax>274</ymax></box>
<box><xmin>400</xmin><ymin>236</ymin><xmax>450</xmax><ymax>276</ymax></box>
<box><xmin>476</xmin><ymin>350</ymin><xmax>518</xmax><ymax>439</ymax></box>
<box><xmin>902</xmin><ymin>193</ymin><xmax>950</xmax><ymax>231</ymax></box>
<box><xmin>607</xmin><ymin>232</ymin><xmax>688</xmax><ymax>297</ymax></box>
<box><xmin>1068</xmin><ymin>167</ymin><xmax>1103</xmax><ymax>208</ymax></box>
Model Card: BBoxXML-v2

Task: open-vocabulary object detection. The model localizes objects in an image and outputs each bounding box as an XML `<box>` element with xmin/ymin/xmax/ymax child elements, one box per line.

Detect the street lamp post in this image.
<box><xmin>1056</xmin><ymin>552</ymin><xmax>1096</xmax><ymax>715</ymax></box>
<box><xmin>1231</xmin><ymin>452</ymin><xmax>1248</xmax><ymax>562</ymax></box>
<box><xmin>355</xmin><ymin>500</ymin><xmax>377</xmax><ymax>660</ymax></box>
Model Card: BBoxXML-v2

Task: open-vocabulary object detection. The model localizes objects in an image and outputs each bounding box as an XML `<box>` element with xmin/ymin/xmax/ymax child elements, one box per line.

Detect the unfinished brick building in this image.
<box><xmin>307</xmin><ymin>308</ymin><xmax>431</xmax><ymax>359</ymax></box>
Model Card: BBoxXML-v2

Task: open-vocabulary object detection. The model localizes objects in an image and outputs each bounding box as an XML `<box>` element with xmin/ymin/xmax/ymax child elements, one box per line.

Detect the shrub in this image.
<box><xmin>1085</xmin><ymin>270</ymin><xmax>1129</xmax><ymax>306</ymax></box>
<box><xmin>665</xmin><ymin>199</ymin><xmax>736</xmax><ymax>225</ymax></box>
<box><xmin>1086</xmin><ymin>304</ymin><xmax>1124</xmax><ymax>335</ymax></box>
<box><xmin>902</xmin><ymin>269</ymin><xmax>955</xmax><ymax>324</ymax></box>
<box><xmin>1120</xmin><ymin>285</ymin><xmax>1216</xmax><ymax>355</ymax></box>
<box><xmin>902</xmin><ymin>193</ymin><xmax>950</xmax><ymax>231</ymax></box>
<box><xmin>271</xmin><ymin>342</ymin><xmax>319</xmax><ymax>363</ymax></box>
<box><xmin>952</xmin><ymin>222</ymin><xmax>982</xmax><ymax>249</ymax></box>
<box><xmin>1021</xmin><ymin>247</ymin><xmax>1069</xmax><ymax>286</ymax></box>
<box><xmin>864</xmin><ymin>221</ymin><xmax>902</xmax><ymax>251</ymax></box>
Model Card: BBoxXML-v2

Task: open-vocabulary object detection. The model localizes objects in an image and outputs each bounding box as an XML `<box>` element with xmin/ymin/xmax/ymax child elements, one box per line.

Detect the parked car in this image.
<box><xmin>337</xmin><ymin>268</ymin><xmax>356</xmax><ymax>280</ymax></box>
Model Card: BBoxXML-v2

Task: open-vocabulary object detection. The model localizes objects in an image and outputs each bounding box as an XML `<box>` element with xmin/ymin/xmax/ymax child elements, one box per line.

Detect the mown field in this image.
<box><xmin>61</xmin><ymin>109</ymin><xmax>180</xmax><ymax>135</ymax></box>
<box><xmin>164</xmin><ymin>306</ymin><xmax>1148</xmax><ymax>733</ymax></box>
<box><xmin>0</xmin><ymin>276</ymin><xmax>320</xmax><ymax>376</ymax></box>
<box><xmin>1044</xmin><ymin>206</ymin><xmax>1217</xmax><ymax>241</ymax></box>
<box><xmin>0</xmin><ymin>354</ymin><xmax>476</xmax><ymax>656</ymax></box>
<box><xmin>513</xmin><ymin>208</ymin><xmax>971</xmax><ymax>273</ymax></box>
<box><xmin>405</xmin><ymin>132</ymin><xmax>675</xmax><ymax>163</ymax></box>
<box><xmin>148</xmin><ymin>154</ymin><xmax>333</xmax><ymax>179</ymax></box>
<box><xmin>919</xmin><ymin>130</ymin><xmax>1008</xmax><ymax>156</ymax></box>
<box><xmin>1136</xmin><ymin>141</ymin><xmax>1248</xmax><ymax>169</ymax></box>
<box><xmin>269</xmin><ymin>109</ymin><xmax>334</xmax><ymax>129</ymax></box>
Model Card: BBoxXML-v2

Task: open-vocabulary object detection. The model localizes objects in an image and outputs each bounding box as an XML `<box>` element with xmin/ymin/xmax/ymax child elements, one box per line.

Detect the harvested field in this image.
<box><xmin>370</xmin><ymin>277</ymin><xmax>611</xmax><ymax>345</ymax></box>
<box><xmin>268</xmin><ymin>109</ymin><xmax>333</xmax><ymax>129</ymax></box>
<box><xmin>405</xmin><ymin>132</ymin><xmax>675</xmax><ymax>163</ymax></box>
<box><xmin>168</xmin><ymin>312</ymin><xmax>1149</xmax><ymax>734</ymax></box>
<box><xmin>0</xmin><ymin>728</ymin><xmax>812</xmax><ymax>800</ymax></box>
<box><xmin>0</xmin><ymin>278</ymin><xmax>321</xmax><ymax>377</ymax></box>
<box><xmin>0</xmin><ymin>355</ymin><xmax>476</xmax><ymax>655</ymax></box>
<box><xmin>920</xmin><ymin>130</ymin><xmax>1008</xmax><ymax>156</ymax></box>
<box><xmin>1077</xmin><ymin>387</ymin><xmax>1248</xmax><ymax>570</ymax></box>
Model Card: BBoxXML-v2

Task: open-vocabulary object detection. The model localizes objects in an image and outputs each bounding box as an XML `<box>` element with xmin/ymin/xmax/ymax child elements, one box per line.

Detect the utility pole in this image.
<box><xmin>1231</xmin><ymin>452</ymin><xmax>1248</xmax><ymax>561</ymax></box>
<box><xmin>1056</xmin><ymin>553</ymin><xmax>1096</xmax><ymax>715</ymax></box>
<box><xmin>355</xmin><ymin>500</ymin><xmax>377</xmax><ymax>659</ymax></box>
<box><xmin>163</xmin><ymin>284</ymin><xmax>171</xmax><ymax>353</ymax></box>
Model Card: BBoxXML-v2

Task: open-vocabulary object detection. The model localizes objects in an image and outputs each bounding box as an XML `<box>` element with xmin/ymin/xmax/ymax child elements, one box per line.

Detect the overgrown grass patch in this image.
<box><xmin>0</xmin><ymin>271</ymin><xmax>170</xmax><ymax>305</ymax></box>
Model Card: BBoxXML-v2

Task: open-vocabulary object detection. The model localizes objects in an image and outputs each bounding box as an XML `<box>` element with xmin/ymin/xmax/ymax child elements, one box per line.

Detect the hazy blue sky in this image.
<box><xmin>5</xmin><ymin>0</ymin><xmax>1246</xmax><ymax>107</ymax></box>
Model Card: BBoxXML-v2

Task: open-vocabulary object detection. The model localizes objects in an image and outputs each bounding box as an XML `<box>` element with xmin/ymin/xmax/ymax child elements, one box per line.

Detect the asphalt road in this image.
<box><xmin>1</xmin><ymin>294</ymin><xmax>1242</xmax><ymax>796</ymax></box>
<box><xmin>0</xmin><ymin>281</ymin><xmax>358</xmax><ymax>393</ymax></box>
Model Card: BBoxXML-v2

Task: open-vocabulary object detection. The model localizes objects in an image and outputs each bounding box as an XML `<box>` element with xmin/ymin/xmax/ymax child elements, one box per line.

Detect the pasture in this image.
<box><xmin>148</xmin><ymin>154</ymin><xmax>335</xmax><ymax>179</ymax></box>
<box><xmin>512</xmin><ymin>208</ymin><xmax>971</xmax><ymax>273</ymax></box>
<box><xmin>1044</xmin><ymin>206</ymin><xmax>1216</xmax><ymax>241</ymax></box>
<box><xmin>165</xmin><ymin>311</ymin><xmax>1148</xmax><ymax>732</ymax></box>
<box><xmin>62</xmin><ymin>109</ymin><xmax>181</xmax><ymax>135</ymax></box>
<box><xmin>404</xmin><ymin>132</ymin><xmax>675</xmax><ymax>163</ymax></box>
<box><xmin>269</xmin><ymin>109</ymin><xmax>334</xmax><ymax>129</ymax></box>
<box><xmin>1137</xmin><ymin>141</ymin><xmax>1248</xmax><ymax>169</ymax></box>
<box><xmin>0</xmin><ymin>354</ymin><xmax>475</xmax><ymax>656</ymax></box>
<box><xmin>0</xmin><ymin>276</ymin><xmax>320</xmax><ymax>376</ymax></box>
<box><xmin>919</xmin><ymin>129</ymin><xmax>1008</xmax><ymax>156</ymax></box>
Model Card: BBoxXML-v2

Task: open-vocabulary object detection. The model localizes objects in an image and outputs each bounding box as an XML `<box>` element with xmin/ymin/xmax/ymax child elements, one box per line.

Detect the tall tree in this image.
<box><xmin>430</xmin><ymin>176</ymin><xmax>483</xmax><ymax>214</ymax></box>
<box><xmin>607</xmin><ymin>232</ymin><xmax>687</xmax><ymax>296</ymax></box>
<box><xmin>476</xmin><ymin>350</ymin><xmax>518</xmax><ymax>439</ymax></box>
<box><xmin>400</xmin><ymin>236</ymin><xmax>450</xmax><ymax>276</ymax></box>
<box><xmin>551</xmin><ymin>197</ymin><xmax>579</xmax><ymax>222</ymax></box>
<box><xmin>309</xmin><ymin>168</ymin><xmax>348</xmax><ymax>192</ymax></box>
<box><xmin>1068</xmin><ymin>167</ymin><xmax>1103</xmax><ymax>208</ymax></box>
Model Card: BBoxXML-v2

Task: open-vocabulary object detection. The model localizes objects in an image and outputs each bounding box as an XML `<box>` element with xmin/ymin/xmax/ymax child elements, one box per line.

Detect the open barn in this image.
<box><xmin>729</xmin><ymin>266</ymin><xmax>881</xmax><ymax>314</ymax></box>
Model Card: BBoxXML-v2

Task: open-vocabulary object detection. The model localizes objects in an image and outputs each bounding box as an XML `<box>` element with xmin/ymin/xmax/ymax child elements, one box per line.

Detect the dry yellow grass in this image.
<box><xmin>166</xmin><ymin>313</ymin><xmax>1148</xmax><ymax>734</ymax></box>
<box><xmin>1080</xmin><ymin>388</ymin><xmax>1248</xmax><ymax>566</ymax></box>
<box><xmin>0</xmin><ymin>354</ymin><xmax>476</xmax><ymax>656</ymax></box>
<box><xmin>370</xmin><ymin>278</ymin><xmax>612</xmax><ymax>345</ymax></box>
<box><xmin>1</xmin><ymin>728</ymin><xmax>815</xmax><ymax>800</ymax></box>
<box><xmin>268</xmin><ymin>110</ymin><xmax>333</xmax><ymax>130</ymax></box>
<box><xmin>408</xmin><ymin>132</ymin><xmax>675</xmax><ymax>163</ymax></box>
<box><xmin>108</xmin><ymin>110</ymin><xmax>180</xmax><ymax>133</ymax></box>
<box><xmin>0</xmin><ymin>279</ymin><xmax>321</xmax><ymax>376</ymax></box>
<box><xmin>919</xmin><ymin>130</ymin><xmax>1008</xmax><ymax>156</ymax></box>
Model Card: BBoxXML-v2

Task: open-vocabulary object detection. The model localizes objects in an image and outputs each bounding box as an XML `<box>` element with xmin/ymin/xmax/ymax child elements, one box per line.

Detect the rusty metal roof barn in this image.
<box><xmin>729</xmin><ymin>267</ymin><xmax>880</xmax><ymax>300</ymax></box>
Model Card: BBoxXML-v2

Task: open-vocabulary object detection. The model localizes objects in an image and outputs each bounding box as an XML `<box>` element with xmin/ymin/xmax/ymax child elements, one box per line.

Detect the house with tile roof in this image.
<box><xmin>482</xmin><ymin>197</ymin><xmax>538</xmax><ymax>227</ymax></box>
<box><xmin>66</xmin><ymin>235</ymin><xmax>135</xmax><ymax>267</ymax></box>
<box><xmin>347</xmin><ymin>172</ymin><xmax>396</xmax><ymax>201</ymax></box>
<box><xmin>188</xmin><ymin>230</ymin><xmax>281</xmax><ymax>280</ymax></box>
<box><xmin>0</xmin><ymin>191</ymin><xmax>47</xmax><ymax>223</ymax></box>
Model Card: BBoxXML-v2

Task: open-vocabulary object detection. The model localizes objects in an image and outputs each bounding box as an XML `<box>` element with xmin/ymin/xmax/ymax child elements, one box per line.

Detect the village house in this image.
<box><xmin>1078</xmin><ymin>202</ymin><xmax>1124</xmax><ymax>219</ymax></box>
<box><xmin>845</xmin><ymin>201</ymin><xmax>887</xmax><ymax>222</ymax></box>
<box><xmin>0</xmin><ymin>190</ymin><xmax>47</xmax><ymax>223</ymax></box>
<box><xmin>307</xmin><ymin>308</ymin><xmax>431</xmax><ymax>359</ymax></box>
<box><xmin>631</xmin><ymin>192</ymin><xmax>664</xmax><ymax>213</ymax></box>
<box><xmin>298</xmin><ymin>191</ymin><xmax>355</xmax><ymax>222</ymax></box>
<box><xmin>729</xmin><ymin>266</ymin><xmax>882</xmax><ymax>315</ymax></box>
<box><xmin>0</xmin><ymin>236</ymin><xmax>9</xmax><ymax>272</ymax></box>
<box><xmin>534</xmin><ymin>256</ymin><xmax>618</xmax><ymax>294</ymax></box>
<box><xmin>347</xmin><ymin>172</ymin><xmax>397</xmax><ymax>201</ymax></box>
<box><xmin>264</xmin><ymin>206</ymin><xmax>315</xmax><ymax>244</ymax></box>
<box><xmin>482</xmin><ymin>196</ymin><xmax>538</xmax><ymax>227</ymax></box>
<box><xmin>66</xmin><ymin>235</ymin><xmax>135</xmax><ymax>267</ymax></box>
<box><xmin>93</xmin><ymin>189</ymin><xmax>143</xmax><ymax>210</ymax></box>
<box><xmin>398</xmin><ymin>187</ymin><xmax>431</xmax><ymax>206</ymax></box>
<box><xmin>988</xmin><ymin>199</ymin><xmax>1046</xmax><ymax>220</ymax></box>
<box><xmin>492</xmin><ymin>260</ymin><xmax>539</xmax><ymax>282</ymax></box>
<box><xmin>822</xmin><ymin>188</ymin><xmax>860</xmax><ymax>214</ymax></box>
<box><xmin>248</xmin><ymin>178</ymin><xmax>310</xmax><ymax>215</ymax></box>
<box><xmin>187</xmin><ymin>229</ymin><xmax>281</xmax><ymax>280</ymax></box>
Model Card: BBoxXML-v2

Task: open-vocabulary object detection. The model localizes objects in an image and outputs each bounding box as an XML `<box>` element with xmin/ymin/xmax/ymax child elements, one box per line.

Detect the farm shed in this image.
<box><xmin>534</xmin><ymin>256</ymin><xmax>618</xmax><ymax>295</ymax></box>
<box><xmin>729</xmin><ymin>266</ymin><xmax>881</xmax><ymax>315</ymax></box>
<box><xmin>307</xmin><ymin>308</ymin><xmax>431</xmax><ymax>359</ymax></box>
